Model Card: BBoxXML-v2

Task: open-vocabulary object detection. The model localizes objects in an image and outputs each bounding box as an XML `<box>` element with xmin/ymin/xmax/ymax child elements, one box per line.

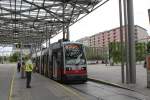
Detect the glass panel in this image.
<box><xmin>64</xmin><ymin>44</ymin><xmax>86</xmax><ymax>65</ymax></box>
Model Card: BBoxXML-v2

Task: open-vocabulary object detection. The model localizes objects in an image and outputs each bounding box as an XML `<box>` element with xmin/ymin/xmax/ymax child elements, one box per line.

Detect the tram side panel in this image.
<box><xmin>52</xmin><ymin>48</ymin><xmax>63</xmax><ymax>81</ymax></box>
<box><xmin>48</xmin><ymin>49</ymin><xmax>53</xmax><ymax>79</ymax></box>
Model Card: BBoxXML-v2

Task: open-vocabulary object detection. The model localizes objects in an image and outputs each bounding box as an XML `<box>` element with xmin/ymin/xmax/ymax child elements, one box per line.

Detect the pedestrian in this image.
<box><xmin>17</xmin><ymin>60</ymin><xmax>21</xmax><ymax>72</ymax></box>
<box><xmin>21</xmin><ymin>60</ymin><xmax>25</xmax><ymax>78</ymax></box>
<box><xmin>144</xmin><ymin>59</ymin><xmax>147</xmax><ymax>68</ymax></box>
<box><xmin>25</xmin><ymin>55</ymin><xmax>34</xmax><ymax>88</ymax></box>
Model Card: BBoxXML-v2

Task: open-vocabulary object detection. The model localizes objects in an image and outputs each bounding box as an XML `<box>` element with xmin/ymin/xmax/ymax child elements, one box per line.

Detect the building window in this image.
<box><xmin>113</xmin><ymin>36</ymin><xmax>116</xmax><ymax>39</ymax></box>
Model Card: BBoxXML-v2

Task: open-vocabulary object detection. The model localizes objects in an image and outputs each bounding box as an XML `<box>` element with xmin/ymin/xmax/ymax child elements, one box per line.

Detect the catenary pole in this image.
<box><xmin>127</xmin><ymin>0</ymin><xmax>136</xmax><ymax>83</ymax></box>
<box><xmin>119</xmin><ymin>0</ymin><xmax>125</xmax><ymax>83</ymax></box>
<box><xmin>62</xmin><ymin>3</ymin><xmax>65</xmax><ymax>40</ymax></box>
<box><xmin>123</xmin><ymin>0</ymin><xmax>130</xmax><ymax>83</ymax></box>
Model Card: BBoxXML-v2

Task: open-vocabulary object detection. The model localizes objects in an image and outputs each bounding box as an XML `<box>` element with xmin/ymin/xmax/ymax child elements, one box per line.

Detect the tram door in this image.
<box><xmin>52</xmin><ymin>54</ymin><xmax>57</xmax><ymax>79</ymax></box>
<box><xmin>52</xmin><ymin>50</ymin><xmax>62</xmax><ymax>80</ymax></box>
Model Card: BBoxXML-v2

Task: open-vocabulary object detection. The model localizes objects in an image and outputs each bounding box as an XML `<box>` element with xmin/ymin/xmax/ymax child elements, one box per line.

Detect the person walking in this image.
<box><xmin>25</xmin><ymin>55</ymin><xmax>34</xmax><ymax>88</ymax></box>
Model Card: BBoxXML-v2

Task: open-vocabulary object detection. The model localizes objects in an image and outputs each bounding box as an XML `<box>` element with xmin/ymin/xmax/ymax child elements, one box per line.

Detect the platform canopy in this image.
<box><xmin>0</xmin><ymin>0</ymin><xmax>106</xmax><ymax>46</ymax></box>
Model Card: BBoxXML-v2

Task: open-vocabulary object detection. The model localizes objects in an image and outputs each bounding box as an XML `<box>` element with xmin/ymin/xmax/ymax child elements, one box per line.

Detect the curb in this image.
<box><xmin>88</xmin><ymin>78</ymin><xmax>135</xmax><ymax>91</ymax></box>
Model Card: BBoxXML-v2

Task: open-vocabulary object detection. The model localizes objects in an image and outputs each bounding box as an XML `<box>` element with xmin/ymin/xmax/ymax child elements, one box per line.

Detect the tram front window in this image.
<box><xmin>64</xmin><ymin>44</ymin><xmax>86</xmax><ymax>65</ymax></box>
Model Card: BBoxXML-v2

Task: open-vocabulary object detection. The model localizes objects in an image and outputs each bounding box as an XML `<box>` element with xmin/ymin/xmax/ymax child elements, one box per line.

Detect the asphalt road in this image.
<box><xmin>0</xmin><ymin>64</ymin><xmax>16</xmax><ymax>100</ymax></box>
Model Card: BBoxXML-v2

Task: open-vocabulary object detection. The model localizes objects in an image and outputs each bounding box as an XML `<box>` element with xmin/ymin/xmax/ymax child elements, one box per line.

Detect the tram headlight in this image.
<box><xmin>81</xmin><ymin>67</ymin><xmax>86</xmax><ymax>70</ymax></box>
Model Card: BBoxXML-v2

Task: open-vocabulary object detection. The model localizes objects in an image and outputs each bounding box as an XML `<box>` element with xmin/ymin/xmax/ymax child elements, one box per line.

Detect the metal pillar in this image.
<box><xmin>123</xmin><ymin>0</ymin><xmax>130</xmax><ymax>83</ymax></box>
<box><xmin>119</xmin><ymin>0</ymin><xmax>125</xmax><ymax>83</ymax></box>
<box><xmin>62</xmin><ymin>3</ymin><xmax>66</xmax><ymax>40</ymax></box>
<box><xmin>40</xmin><ymin>40</ymin><xmax>42</xmax><ymax>74</ymax></box>
<box><xmin>30</xmin><ymin>43</ymin><xmax>33</xmax><ymax>55</ymax></box>
<box><xmin>49</xmin><ymin>38</ymin><xmax>51</xmax><ymax>48</ymax></box>
<box><xmin>2</xmin><ymin>46</ymin><xmax>4</xmax><ymax>64</ymax></box>
<box><xmin>127</xmin><ymin>0</ymin><xmax>136</xmax><ymax>83</ymax></box>
<box><xmin>20</xmin><ymin>43</ymin><xmax>23</xmax><ymax>68</ymax></box>
<box><xmin>48</xmin><ymin>36</ymin><xmax>51</xmax><ymax>78</ymax></box>
<box><xmin>46</xmin><ymin>25</ymin><xmax>48</xmax><ymax>48</ymax></box>
<box><xmin>62</xmin><ymin>3</ymin><xmax>70</xmax><ymax>41</ymax></box>
<box><xmin>66</xmin><ymin>24</ymin><xmax>70</xmax><ymax>41</ymax></box>
<box><xmin>35</xmin><ymin>43</ymin><xmax>38</xmax><ymax>70</ymax></box>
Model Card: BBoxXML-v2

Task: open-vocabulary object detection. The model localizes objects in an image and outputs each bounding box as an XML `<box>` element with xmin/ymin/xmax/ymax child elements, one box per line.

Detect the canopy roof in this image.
<box><xmin>0</xmin><ymin>0</ymin><xmax>105</xmax><ymax>46</ymax></box>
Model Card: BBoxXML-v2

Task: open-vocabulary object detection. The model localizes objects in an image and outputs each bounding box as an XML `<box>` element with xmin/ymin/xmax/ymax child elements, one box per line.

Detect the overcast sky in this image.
<box><xmin>51</xmin><ymin>0</ymin><xmax>150</xmax><ymax>42</ymax></box>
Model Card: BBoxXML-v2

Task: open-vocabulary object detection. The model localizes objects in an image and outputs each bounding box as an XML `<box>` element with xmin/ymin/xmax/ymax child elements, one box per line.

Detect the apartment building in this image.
<box><xmin>76</xmin><ymin>36</ymin><xmax>90</xmax><ymax>46</ymax></box>
<box><xmin>77</xmin><ymin>25</ymin><xmax>149</xmax><ymax>47</ymax></box>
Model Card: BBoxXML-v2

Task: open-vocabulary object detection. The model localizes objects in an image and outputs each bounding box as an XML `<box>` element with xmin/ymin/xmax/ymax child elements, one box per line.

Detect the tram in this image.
<box><xmin>32</xmin><ymin>40</ymin><xmax>87</xmax><ymax>83</ymax></box>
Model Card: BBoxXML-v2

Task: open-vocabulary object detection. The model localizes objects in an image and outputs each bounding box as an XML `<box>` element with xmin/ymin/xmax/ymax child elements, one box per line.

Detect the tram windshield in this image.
<box><xmin>64</xmin><ymin>44</ymin><xmax>86</xmax><ymax>65</ymax></box>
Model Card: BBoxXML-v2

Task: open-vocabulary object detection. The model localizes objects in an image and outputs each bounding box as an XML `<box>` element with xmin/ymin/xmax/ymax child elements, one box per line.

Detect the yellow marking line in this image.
<box><xmin>54</xmin><ymin>82</ymin><xmax>86</xmax><ymax>100</ymax></box>
<box><xmin>8</xmin><ymin>67</ymin><xmax>16</xmax><ymax>100</ymax></box>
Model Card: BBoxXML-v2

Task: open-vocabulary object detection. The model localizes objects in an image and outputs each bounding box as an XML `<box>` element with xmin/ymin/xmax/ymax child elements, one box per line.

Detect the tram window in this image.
<box><xmin>64</xmin><ymin>44</ymin><xmax>86</xmax><ymax>65</ymax></box>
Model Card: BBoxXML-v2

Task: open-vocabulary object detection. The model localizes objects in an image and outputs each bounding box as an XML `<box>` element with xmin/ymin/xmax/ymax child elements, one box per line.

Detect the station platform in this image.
<box><xmin>10</xmin><ymin>71</ymin><xmax>87</xmax><ymax>100</ymax></box>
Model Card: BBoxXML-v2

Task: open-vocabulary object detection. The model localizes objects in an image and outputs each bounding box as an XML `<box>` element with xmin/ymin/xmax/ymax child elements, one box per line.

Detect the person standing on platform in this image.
<box><xmin>21</xmin><ymin>59</ymin><xmax>25</xmax><ymax>78</ymax></box>
<box><xmin>25</xmin><ymin>55</ymin><xmax>33</xmax><ymax>88</ymax></box>
<box><xmin>17</xmin><ymin>60</ymin><xmax>21</xmax><ymax>72</ymax></box>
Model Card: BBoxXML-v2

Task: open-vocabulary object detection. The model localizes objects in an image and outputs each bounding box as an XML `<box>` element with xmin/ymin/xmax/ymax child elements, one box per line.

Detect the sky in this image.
<box><xmin>51</xmin><ymin>0</ymin><xmax>150</xmax><ymax>42</ymax></box>
<box><xmin>0</xmin><ymin>47</ymin><xmax>12</xmax><ymax>56</ymax></box>
<box><xmin>1</xmin><ymin>0</ymin><xmax>150</xmax><ymax>54</ymax></box>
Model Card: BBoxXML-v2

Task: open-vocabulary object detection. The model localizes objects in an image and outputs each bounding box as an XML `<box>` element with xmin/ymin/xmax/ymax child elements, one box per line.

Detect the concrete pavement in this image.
<box><xmin>0</xmin><ymin>64</ymin><xmax>16</xmax><ymax>100</ymax></box>
<box><xmin>87</xmin><ymin>63</ymin><xmax>150</xmax><ymax>99</ymax></box>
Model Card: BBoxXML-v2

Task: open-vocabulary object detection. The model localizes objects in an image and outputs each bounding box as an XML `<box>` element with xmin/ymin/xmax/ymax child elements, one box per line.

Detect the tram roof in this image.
<box><xmin>0</xmin><ymin>0</ymin><xmax>106</xmax><ymax>46</ymax></box>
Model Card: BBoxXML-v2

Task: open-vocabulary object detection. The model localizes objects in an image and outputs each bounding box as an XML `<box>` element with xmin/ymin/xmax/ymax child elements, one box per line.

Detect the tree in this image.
<box><xmin>85</xmin><ymin>46</ymin><xmax>108</xmax><ymax>61</ymax></box>
<box><xmin>136</xmin><ymin>42</ymin><xmax>146</xmax><ymax>62</ymax></box>
<box><xmin>9</xmin><ymin>52</ymin><xmax>20</xmax><ymax>62</ymax></box>
<box><xmin>109</xmin><ymin>42</ymin><xmax>122</xmax><ymax>64</ymax></box>
<box><xmin>147</xmin><ymin>41</ymin><xmax>150</xmax><ymax>53</ymax></box>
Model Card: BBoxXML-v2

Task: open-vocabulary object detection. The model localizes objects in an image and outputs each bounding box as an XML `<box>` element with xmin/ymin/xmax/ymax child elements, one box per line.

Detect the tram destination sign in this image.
<box><xmin>65</xmin><ymin>44</ymin><xmax>82</xmax><ymax>58</ymax></box>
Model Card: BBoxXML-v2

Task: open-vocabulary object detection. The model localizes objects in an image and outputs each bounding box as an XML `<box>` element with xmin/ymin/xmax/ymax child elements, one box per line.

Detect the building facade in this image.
<box><xmin>77</xmin><ymin>25</ymin><xmax>149</xmax><ymax>47</ymax></box>
<box><xmin>76</xmin><ymin>36</ymin><xmax>90</xmax><ymax>46</ymax></box>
